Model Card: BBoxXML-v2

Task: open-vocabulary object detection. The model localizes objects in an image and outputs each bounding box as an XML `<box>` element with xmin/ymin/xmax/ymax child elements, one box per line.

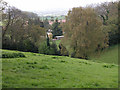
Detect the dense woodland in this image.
<box><xmin>61</xmin><ymin>1</ymin><xmax>119</xmax><ymax>59</ymax></box>
<box><xmin>1</xmin><ymin>0</ymin><xmax>119</xmax><ymax>59</ymax></box>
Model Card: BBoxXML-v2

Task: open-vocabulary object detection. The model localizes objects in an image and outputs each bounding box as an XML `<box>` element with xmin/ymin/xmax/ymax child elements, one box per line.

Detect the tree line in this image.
<box><xmin>60</xmin><ymin>1</ymin><xmax>119</xmax><ymax>59</ymax></box>
<box><xmin>1</xmin><ymin>0</ymin><xmax>119</xmax><ymax>59</ymax></box>
<box><xmin>1</xmin><ymin>0</ymin><xmax>45</xmax><ymax>52</ymax></box>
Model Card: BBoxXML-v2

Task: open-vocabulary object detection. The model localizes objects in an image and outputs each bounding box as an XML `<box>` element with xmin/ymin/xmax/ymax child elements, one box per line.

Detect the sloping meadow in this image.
<box><xmin>2</xmin><ymin>49</ymin><xmax>118</xmax><ymax>88</ymax></box>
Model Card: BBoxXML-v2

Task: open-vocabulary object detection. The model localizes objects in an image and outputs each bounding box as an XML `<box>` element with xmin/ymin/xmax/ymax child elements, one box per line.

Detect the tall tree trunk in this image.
<box><xmin>2</xmin><ymin>9</ymin><xmax>11</xmax><ymax>39</ymax></box>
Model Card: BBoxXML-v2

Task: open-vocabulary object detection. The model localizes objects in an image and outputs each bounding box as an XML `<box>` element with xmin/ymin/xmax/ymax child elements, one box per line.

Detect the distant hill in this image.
<box><xmin>40</xmin><ymin>15</ymin><xmax>66</xmax><ymax>21</ymax></box>
<box><xmin>34</xmin><ymin>9</ymin><xmax>68</xmax><ymax>16</ymax></box>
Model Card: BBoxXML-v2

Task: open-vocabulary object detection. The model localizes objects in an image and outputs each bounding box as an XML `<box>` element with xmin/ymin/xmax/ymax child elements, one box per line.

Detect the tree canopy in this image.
<box><xmin>61</xmin><ymin>7</ymin><xmax>108</xmax><ymax>59</ymax></box>
<box><xmin>51</xmin><ymin>19</ymin><xmax>63</xmax><ymax>38</ymax></box>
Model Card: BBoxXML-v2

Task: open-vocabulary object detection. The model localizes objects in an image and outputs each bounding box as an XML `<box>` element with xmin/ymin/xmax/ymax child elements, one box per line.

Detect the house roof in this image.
<box><xmin>56</xmin><ymin>36</ymin><xmax>64</xmax><ymax>38</ymax></box>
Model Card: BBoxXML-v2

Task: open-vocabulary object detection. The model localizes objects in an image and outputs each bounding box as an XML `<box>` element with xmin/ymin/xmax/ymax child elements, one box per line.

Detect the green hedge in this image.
<box><xmin>2</xmin><ymin>51</ymin><xmax>25</xmax><ymax>58</ymax></box>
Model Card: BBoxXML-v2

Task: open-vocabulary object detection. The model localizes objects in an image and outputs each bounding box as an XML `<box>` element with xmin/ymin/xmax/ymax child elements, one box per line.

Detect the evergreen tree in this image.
<box><xmin>43</xmin><ymin>18</ymin><xmax>51</xmax><ymax>29</ymax></box>
<box><xmin>46</xmin><ymin>34</ymin><xmax>50</xmax><ymax>47</ymax></box>
<box><xmin>52</xmin><ymin>19</ymin><xmax>63</xmax><ymax>38</ymax></box>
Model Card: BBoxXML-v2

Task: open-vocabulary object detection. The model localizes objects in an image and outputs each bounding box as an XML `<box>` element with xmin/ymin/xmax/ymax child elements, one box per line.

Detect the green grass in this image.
<box><xmin>2</xmin><ymin>49</ymin><xmax>118</xmax><ymax>88</ymax></box>
<box><xmin>92</xmin><ymin>44</ymin><xmax>118</xmax><ymax>64</ymax></box>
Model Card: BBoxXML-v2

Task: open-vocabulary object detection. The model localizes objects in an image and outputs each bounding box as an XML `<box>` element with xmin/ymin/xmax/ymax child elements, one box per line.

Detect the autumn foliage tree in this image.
<box><xmin>61</xmin><ymin>7</ymin><xmax>108</xmax><ymax>59</ymax></box>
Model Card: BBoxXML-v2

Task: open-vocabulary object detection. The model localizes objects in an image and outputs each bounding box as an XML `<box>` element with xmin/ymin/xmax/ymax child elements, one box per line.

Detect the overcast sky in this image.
<box><xmin>4</xmin><ymin>0</ymin><xmax>117</xmax><ymax>12</ymax></box>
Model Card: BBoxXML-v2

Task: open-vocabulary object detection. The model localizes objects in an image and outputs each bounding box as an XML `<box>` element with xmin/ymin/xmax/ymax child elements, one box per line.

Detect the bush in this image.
<box><xmin>59</xmin><ymin>44</ymin><xmax>69</xmax><ymax>56</ymax></box>
<box><xmin>71</xmin><ymin>52</ymin><xmax>89</xmax><ymax>60</ymax></box>
<box><xmin>2</xmin><ymin>51</ymin><xmax>26</xmax><ymax>58</ymax></box>
<box><xmin>38</xmin><ymin>42</ymin><xmax>50</xmax><ymax>54</ymax></box>
<box><xmin>2</xmin><ymin>39</ymin><xmax>38</xmax><ymax>53</ymax></box>
<box><xmin>23</xmin><ymin>39</ymin><xmax>38</xmax><ymax>52</ymax></box>
<box><xmin>49</xmin><ymin>42</ymin><xmax>58</xmax><ymax>55</ymax></box>
<box><xmin>39</xmin><ymin>41</ymin><xmax>58</xmax><ymax>55</ymax></box>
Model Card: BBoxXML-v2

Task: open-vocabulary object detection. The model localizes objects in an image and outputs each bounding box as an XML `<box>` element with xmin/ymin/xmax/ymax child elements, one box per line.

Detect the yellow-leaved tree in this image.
<box><xmin>61</xmin><ymin>7</ymin><xmax>108</xmax><ymax>59</ymax></box>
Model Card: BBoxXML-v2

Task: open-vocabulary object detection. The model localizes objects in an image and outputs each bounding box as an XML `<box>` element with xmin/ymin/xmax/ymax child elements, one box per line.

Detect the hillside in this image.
<box><xmin>40</xmin><ymin>15</ymin><xmax>65</xmax><ymax>21</ymax></box>
<box><xmin>93</xmin><ymin>44</ymin><xmax>118</xmax><ymax>64</ymax></box>
<box><xmin>2</xmin><ymin>49</ymin><xmax>118</xmax><ymax>88</ymax></box>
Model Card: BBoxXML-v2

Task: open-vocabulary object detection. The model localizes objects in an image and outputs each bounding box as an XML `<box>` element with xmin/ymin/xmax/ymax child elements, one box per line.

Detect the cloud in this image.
<box><xmin>4</xmin><ymin>0</ymin><xmax>117</xmax><ymax>12</ymax></box>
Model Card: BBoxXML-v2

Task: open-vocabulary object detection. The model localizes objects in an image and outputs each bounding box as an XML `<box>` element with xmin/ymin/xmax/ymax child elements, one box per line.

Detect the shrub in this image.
<box><xmin>2</xmin><ymin>51</ymin><xmax>25</xmax><ymax>58</ymax></box>
<box><xmin>39</xmin><ymin>41</ymin><xmax>58</xmax><ymax>55</ymax></box>
<box><xmin>59</xmin><ymin>44</ymin><xmax>69</xmax><ymax>56</ymax></box>
<box><xmin>23</xmin><ymin>39</ymin><xmax>38</xmax><ymax>52</ymax></box>
<box><xmin>71</xmin><ymin>52</ymin><xmax>89</xmax><ymax>60</ymax></box>
<box><xmin>49</xmin><ymin>42</ymin><xmax>58</xmax><ymax>55</ymax></box>
<box><xmin>38</xmin><ymin>42</ymin><xmax>50</xmax><ymax>54</ymax></box>
<box><xmin>2</xmin><ymin>39</ymin><xmax>38</xmax><ymax>53</ymax></box>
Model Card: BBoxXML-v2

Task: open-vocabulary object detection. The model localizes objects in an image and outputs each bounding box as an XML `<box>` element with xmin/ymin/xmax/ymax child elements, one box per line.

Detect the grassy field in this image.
<box><xmin>2</xmin><ymin>49</ymin><xmax>118</xmax><ymax>88</ymax></box>
<box><xmin>92</xmin><ymin>44</ymin><xmax>118</xmax><ymax>64</ymax></box>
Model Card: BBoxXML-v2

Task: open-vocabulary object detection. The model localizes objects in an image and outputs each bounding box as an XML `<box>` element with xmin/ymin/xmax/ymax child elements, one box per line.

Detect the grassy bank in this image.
<box><xmin>92</xmin><ymin>44</ymin><xmax>118</xmax><ymax>64</ymax></box>
<box><xmin>2</xmin><ymin>49</ymin><xmax>118</xmax><ymax>88</ymax></box>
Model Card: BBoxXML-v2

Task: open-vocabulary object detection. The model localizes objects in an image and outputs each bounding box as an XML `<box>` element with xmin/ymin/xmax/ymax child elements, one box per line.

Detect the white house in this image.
<box><xmin>55</xmin><ymin>36</ymin><xmax>64</xmax><ymax>40</ymax></box>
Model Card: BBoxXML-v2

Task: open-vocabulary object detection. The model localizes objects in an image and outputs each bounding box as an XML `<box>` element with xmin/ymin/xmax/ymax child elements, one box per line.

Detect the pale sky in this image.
<box><xmin>4</xmin><ymin>0</ymin><xmax>117</xmax><ymax>12</ymax></box>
